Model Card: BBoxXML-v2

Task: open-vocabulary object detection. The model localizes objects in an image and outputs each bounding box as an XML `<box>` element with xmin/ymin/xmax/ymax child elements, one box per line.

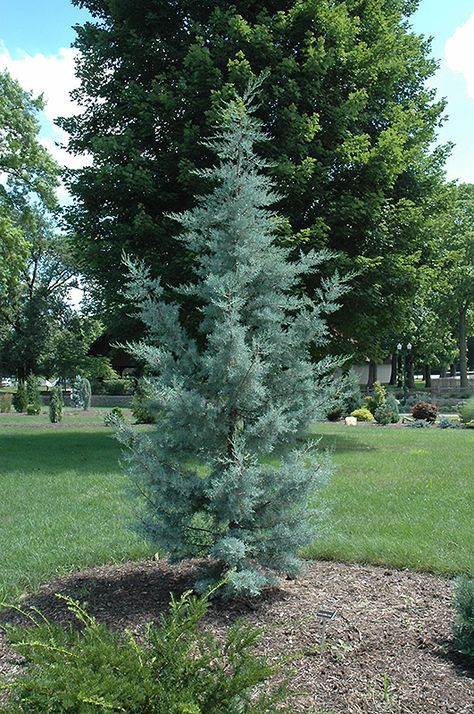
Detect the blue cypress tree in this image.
<box><xmin>118</xmin><ymin>83</ymin><xmax>347</xmax><ymax>597</ymax></box>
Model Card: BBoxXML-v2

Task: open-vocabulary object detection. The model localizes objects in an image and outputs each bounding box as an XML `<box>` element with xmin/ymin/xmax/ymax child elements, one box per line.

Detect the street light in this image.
<box><xmin>397</xmin><ymin>342</ymin><xmax>412</xmax><ymax>407</ymax></box>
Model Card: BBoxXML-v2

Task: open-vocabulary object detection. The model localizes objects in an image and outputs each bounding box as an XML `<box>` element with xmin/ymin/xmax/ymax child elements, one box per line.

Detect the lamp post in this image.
<box><xmin>397</xmin><ymin>342</ymin><xmax>412</xmax><ymax>407</ymax></box>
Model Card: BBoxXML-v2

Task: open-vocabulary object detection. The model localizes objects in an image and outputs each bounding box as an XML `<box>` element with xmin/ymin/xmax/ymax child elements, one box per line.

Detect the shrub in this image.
<box><xmin>49</xmin><ymin>387</ymin><xmax>63</xmax><ymax>423</ymax></box>
<box><xmin>407</xmin><ymin>418</ymin><xmax>432</xmax><ymax>428</ymax></box>
<box><xmin>453</xmin><ymin>576</ymin><xmax>474</xmax><ymax>661</ymax></box>
<box><xmin>0</xmin><ymin>394</ymin><xmax>12</xmax><ymax>413</ymax></box>
<box><xmin>103</xmin><ymin>378</ymin><xmax>134</xmax><ymax>395</ymax></box>
<box><xmin>12</xmin><ymin>384</ymin><xmax>28</xmax><ymax>413</ymax></box>
<box><xmin>374</xmin><ymin>402</ymin><xmax>393</xmax><ymax>425</ymax></box>
<box><xmin>385</xmin><ymin>393</ymin><xmax>400</xmax><ymax>423</ymax></box>
<box><xmin>438</xmin><ymin>416</ymin><xmax>461</xmax><ymax>429</ymax></box>
<box><xmin>411</xmin><ymin>401</ymin><xmax>438</xmax><ymax>422</ymax></box>
<box><xmin>26</xmin><ymin>375</ymin><xmax>41</xmax><ymax>406</ymax></box>
<box><xmin>365</xmin><ymin>381</ymin><xmax>386</xmax><ymax>415</ymax></box>
<box><xmin>131</xmin><ymin>379</ymin><xmax>156</xmax><ymax>424</ymax></box>
<box><xmin>2</xmin><ymin>590</ymin><xmax>292</xmax><ymax>713</ymax></box>
<box><xmin>79</xmin><ymin>377</ymin><xmax>92</xmax><ymax>410</ymax></box>
<box><xmin>104</xmin><ymin>407</ymin><xmax>124</xmax><ymax>426</ymax></box>
<box><xmin>350</xmin><ymin>407</ymin><xmax>374</xmax><ymax>422</ymax></box>
<box><xmin>459</xmin><ymin>395</ymin><xmax>474</xmax><ymax>424</ymax></box>
<box><xmin>71</xmin><ymin>375</ymin><xmax>83</xmax><ymax>407</ymax></box>
<box><xmin>26</xmin><ymin>403</ymin><xmax>41</xmax><ymax>415</ymax></box>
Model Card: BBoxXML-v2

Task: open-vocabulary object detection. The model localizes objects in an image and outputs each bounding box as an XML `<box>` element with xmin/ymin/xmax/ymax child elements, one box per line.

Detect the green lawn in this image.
<box><xmin>306</xmin><ymin>423</ymin><xmax>474</xmax><ymax>576</ymax></box>
<box><xmin>0</xmin><ymin>413</ymin><xmax>149</xmax><ymax>602</ymax></box>
<box><xmin>1</xmin><ymin>416</ymin><xmax>473</xmax><ymax>602</ymax></box>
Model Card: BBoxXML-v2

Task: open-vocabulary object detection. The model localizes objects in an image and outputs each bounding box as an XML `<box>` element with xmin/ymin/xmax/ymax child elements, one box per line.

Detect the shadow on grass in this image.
<box><xmin>307</xmin><ymin>431</ymin><xmax>377</xmax><ymax>454</ymax></box>
<box><xmin>1</xmin><ymin>429</ymin><xmax>123</xmax><ymax>476</ymax></box>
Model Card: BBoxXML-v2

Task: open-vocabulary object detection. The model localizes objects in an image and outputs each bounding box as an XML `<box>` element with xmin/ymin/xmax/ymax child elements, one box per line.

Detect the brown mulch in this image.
<box><xmin>0</xmin><ymin>559</ymin><xmax>473</xmax><ymax>713</ymax></box>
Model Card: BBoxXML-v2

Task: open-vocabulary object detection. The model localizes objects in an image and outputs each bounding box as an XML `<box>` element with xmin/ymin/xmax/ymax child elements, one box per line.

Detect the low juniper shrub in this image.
<box><xmin>408</xmin><ymin>418</ymin><xmax>432</xmax><ymax>428</ymax></box>
<box><xmin>12</xmin><ymin>384</ymin><xmax>28</xmax><ymax>413</ymax></box>
<box><xmin>453</xmin><ymin>576</ymin><xmax>474</xmax><ymax>661</ymax></box>
<box><xmin>1</xmin><ymin>589</ymin><xmax>293</xmax><ymax>713</ymax></box>
<box><xmin>438</xmin><ymin>416</ymin><xmax>461</xmax><ymax>429</ymax></box>
<box><xmin>385</xmin><ymin>393</ymin><xmax>400</xmax><ymax>423</ymax></box>
<box><xmin>411</xmin><ymin>401</ymin><xmax>438</xmax><ymax>422</ymax></box>
<box><xmin>49</xmin><ymin>387</ymin><xmax>63</xmax><ymax>423</ymax></box>
<box><xmin>26</xmin><ymin>403</ymin><xmax>41</xmax><ymax>415</ymax></box>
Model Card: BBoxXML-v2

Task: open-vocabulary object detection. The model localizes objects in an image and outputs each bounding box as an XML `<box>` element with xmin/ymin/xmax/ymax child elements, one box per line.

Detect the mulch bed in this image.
<box><xmin>1</xmin><ymin>559</ymin><xmax>473</xmax><ymax>713</ymax></box>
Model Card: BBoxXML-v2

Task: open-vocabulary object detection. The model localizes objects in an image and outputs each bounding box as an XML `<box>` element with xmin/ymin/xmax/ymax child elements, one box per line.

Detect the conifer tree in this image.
<box><xmin>117</xmin><ymin>84</ymin><xmax>347</xmax><ymax>597</ymax></box>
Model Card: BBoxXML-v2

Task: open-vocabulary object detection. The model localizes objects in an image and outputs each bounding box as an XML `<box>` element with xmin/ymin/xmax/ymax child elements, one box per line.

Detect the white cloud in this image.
<box><xmin>0</xmin><ymin>42</ymin><xmax>91</xmax><ymax>189</ymax></box>
<box><xmin>445</xmin><ymin>13</ymin><xmax>474</xmax><ymax>98</ymax></box>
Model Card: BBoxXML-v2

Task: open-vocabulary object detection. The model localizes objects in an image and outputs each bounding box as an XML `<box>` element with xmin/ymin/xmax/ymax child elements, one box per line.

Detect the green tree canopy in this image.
<box><xmin>63</xmin><ymin>0</ymin><xmax>448</xmax><ymax>355</ymax></box>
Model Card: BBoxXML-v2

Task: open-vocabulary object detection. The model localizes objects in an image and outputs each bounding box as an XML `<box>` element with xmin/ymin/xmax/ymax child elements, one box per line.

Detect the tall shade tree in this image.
<box><xmin>63</xmin><ymin>0</ymin><xmax>447</xmax><ymax>355</ymax></box>
<box><xmin>435</xmin><ymin>184</ymin><xmax>474</xmax><ymax>389</ymax></box>
<box><xmin>0</xmin><ymin>71</ymin><xmax>60</xmax><ymax>329</ymax></box>
<box><xmin>0</xmin><ymin>210</ymin><xmax>78</xmax><ymax>381</ymax></box>
<box><xmin>116</xmin><ymin>87</ymin><xmax>347</xmax><ymax>597</ymax></box>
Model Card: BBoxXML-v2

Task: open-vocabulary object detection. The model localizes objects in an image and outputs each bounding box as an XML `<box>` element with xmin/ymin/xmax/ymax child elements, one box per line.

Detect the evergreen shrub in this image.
<box><xmin>79</xmin><ymin>377</ymin><xmax>92</xmax><ymax>410</ymax></box>
<box><xmin>104</xmin><ymin>407</ymin><xmax>124</xmax><ymax>426</ymax></box>
<box><xmin>459</xmin><ymin>396</ymin><xmax>474</xmax><ymax>424</ymax></box>
<box><xmin>411</xmin><ymin>401</ymin><xmax>438</xmax><ymax>422</ymax></box>
<box><xmin>350</xmin><ymin>408</ymin><xmax>374</xmax><ymax>422</ymax></box>
<box><xmin>49</xmin><ymin>387</ymin><xmax>63</xmax><ymax>423</ymax></box>
<box><xmin>131</xmin><ymin>380</ymin><xmax>156</xmax><ymax>424</ymax></box>
<box><xmin>438</xmin><ymin>416</ymin><xmax>460</xmax><ymax>429</ymax></box>
<box><xmin>71</xmin><ymin>375</ymin><xmax>83</xmax><ymax>407</ymax></box>
<box><xmin>26</xmin><ymin>375</ymin><xmax>42</xmax><ymax>406</ymax></box>
<box><xmin>407</xmin><ymin>419</ymin><xmax>432</xmax><ymax>428</ymax></box>
<box><xmin>2</xmin><ymin>590</ymin><xmax>293</xmax><ymax>713</ymax></box>
<box><xmin>116</xmin><ymin>84</ymin><xmax>347</xmax><ymax>597</ymax></box>
<box><xmin>12</xmin><ymin>384</ymin><xmax>28</xmax><ymax>412</ymax></box>
<box><xmin>365</xmin><ymin>381</ymin><xmax>386</xmax><ymax>415</ymax></box>
<box><xmin>453</xmin><ymin>576</ymin><xmax>474</xmax><ymax>661</ymax></box>
<box><xmin>385</xmin><ymin>393</ymin><xmax>400</xmax><ymax>422</ymax></box>
<box><xmin>26</xmin><ymin>404</ymin><xmax>41</xmax><ymax>415</ymax></box>
<box><xmin>374</xmin><ymin>403</ymin><xmax>393</xmax><ymax>425</ymax></box>
<box><xmin>0</xmin><ymin>394</ymin><xmax>12</xmax><ymax>412</ymax></box>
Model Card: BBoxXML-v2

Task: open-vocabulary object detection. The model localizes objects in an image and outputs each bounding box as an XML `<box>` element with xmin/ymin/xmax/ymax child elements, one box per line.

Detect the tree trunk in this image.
<box><xmin>440</xmin><ymin>365</ymin><xmax>447</xmax><ymax>378</ymax></box>
<box><xmin>367</xmin><ymin>360</ymin><xmax>377</xmax><ymax>389</ymax></box>
<box><xmin>459</xmin><ymin>305</ymin><xmax>468</xmax><ymax>390</ymax></box>
<box><xmin>424</xmin><ymin>364</ymin><xmax>431</xmax><ymax>389</ymax></box>
<box><xmin>389</xmin><ymin>353</ymin><xmax>397</xmax><ymax>385</ymax></box>
<box><xmin>450</xmin><ymin>363</ymin><xmax>456</xmax><ymax>377</ymax></box>
<box><xmin>397</xmin><ymin>353</ymin><xmax>403</xmax><ymax>388</ymax></box>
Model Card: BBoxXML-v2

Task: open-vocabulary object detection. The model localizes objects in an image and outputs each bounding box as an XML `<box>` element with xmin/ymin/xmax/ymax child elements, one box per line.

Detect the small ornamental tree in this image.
<box><xmin>117</xmin><ymin>85</ymin><xmax>347</xmax><ymax>597</ymax></box>
<box><xmin>49</xmin><ymin>386</ymin><xmax>63</xmax><ymax>423</ymax></box>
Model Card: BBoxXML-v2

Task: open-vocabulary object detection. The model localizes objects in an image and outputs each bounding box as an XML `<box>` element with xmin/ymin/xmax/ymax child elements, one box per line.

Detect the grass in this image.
<box><xmin>1</xmin><ymin>413</ymin><xmax>473</xmax><ymax>602</ymax></box>
<box><xmin>0</xmin><ymin>409</ymin><xmax>149</xmax><ymax>601</ymax></box>
<box><xmin>306</xmin><ymin>423</ymin><xmax>474</xmax><ymax>576</ymax></box>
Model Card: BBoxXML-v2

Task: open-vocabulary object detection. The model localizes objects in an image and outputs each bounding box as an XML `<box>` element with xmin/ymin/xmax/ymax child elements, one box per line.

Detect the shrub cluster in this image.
<box><xmin>2</xmin><ymin>590</ymin><xmax>292</xmax><ymax>714</ymax></box>
<box><xmin>453</xmin><ymin>576</ymin><xmax>474</xmax><ymax>661</ymax></box>
<box><xmin>408</xmin><ymin>418</ymin><xmax>432</xmax><ymax>428</ymax></box>
<box><xmin>327</xmin><ymin>368</ymin><xmax>362</xmax><ymax>420</ymax></box>
<box><xmin>92</xmin><ymin>378</ymin><xmax>135</xmax><ymax>396</ymax></box>
<box><xmin>411</xmin><ymin>401</ymin><xmax>438</xmax><ymax>422</ymax></box>
<box><xmin>438</xmin><ymin>416</ymin><xmax>460</xmax><ymax>429</ymax></box>
<box><xmin>362</xmin><ymin>382</ymin><xmax>399</xmax><ymax>425</ymax></box>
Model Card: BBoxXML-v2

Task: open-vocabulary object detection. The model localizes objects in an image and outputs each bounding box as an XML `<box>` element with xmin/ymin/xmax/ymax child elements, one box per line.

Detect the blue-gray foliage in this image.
<box><xmin>116</xmin><ymin>83</ymin><xmax>348</xmax><ymax>597</ymax></box>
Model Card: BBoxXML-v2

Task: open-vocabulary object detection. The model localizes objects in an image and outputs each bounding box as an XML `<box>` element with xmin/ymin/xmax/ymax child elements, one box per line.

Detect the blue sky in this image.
<box><xmin>1</xmin><ymin>0</ymin><xmax>474</xmax><ymax>185</ymax></box>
